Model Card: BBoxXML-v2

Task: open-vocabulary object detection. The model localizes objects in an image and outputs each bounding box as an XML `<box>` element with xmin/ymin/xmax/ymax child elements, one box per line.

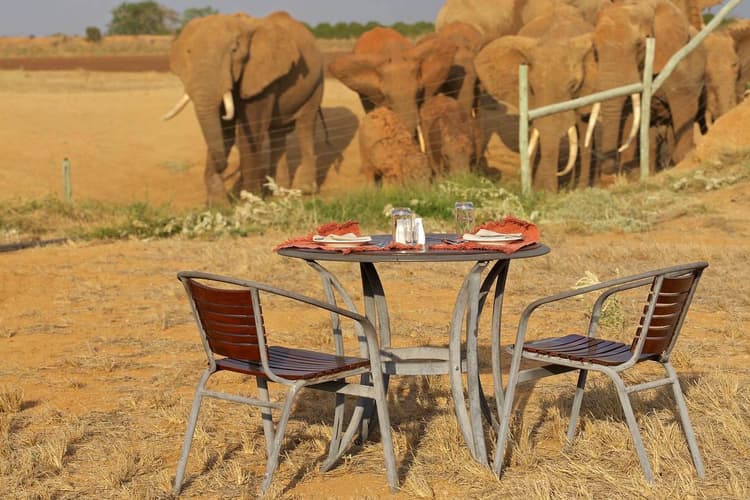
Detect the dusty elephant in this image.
<box><xmin>358</xmin><ymin>107</ymin><xmax>432</xmax><ymax>187</ymax></box>
<box><xmin>328</xmin><ymin>27</ymin><xmax>457</xmax><ymax>145</ymax></box>
<box><xmin>702</xmin><ymin>20</ymin><xmax>750</xmax><ymax>126</ymax></box>
<box><xmin>474</xmin><ymin>5</ymin><xmax>597</xmax><ymax>191</ymax></box>
<box><xmin>436</xmin><ymin>0</ymin><xmax>611</xmax><ymax>41</ymax></box>
<box><xmin>587</xmin><ymin>0</ymin><xmax>706</xmax><ymax>177</ymax></box>
<box><xmin>419</xmin><ymin>94</ymin><xmax>475</xmax><ymax>177</ymax></box>
<box><xmin>164</xmin><ymin>12</ymin><xmax>324</xmax><ymax>206</ymax></box>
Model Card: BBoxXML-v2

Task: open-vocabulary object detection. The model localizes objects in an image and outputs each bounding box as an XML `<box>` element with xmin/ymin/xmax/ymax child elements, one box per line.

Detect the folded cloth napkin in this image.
<box><xmin>429</xmin><ymin>216</ymin><xmax>540</xmax><ymax>254</ymax></box>
<box><xmin>274</xmin><ymin>221</ymin><xmax>384</xmax><ymax>254</ymax></box>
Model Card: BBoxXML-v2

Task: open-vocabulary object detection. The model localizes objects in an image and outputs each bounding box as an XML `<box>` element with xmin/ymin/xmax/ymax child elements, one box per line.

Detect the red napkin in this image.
<box><xmin>428</xmin><ymin>216</ymin><xmax>540</xmax><ymax>254</ymax></box>
<box><xmin>274</xmin><ymin>221</ymin><xmax>384</xmax><ymax>254</ymax></box>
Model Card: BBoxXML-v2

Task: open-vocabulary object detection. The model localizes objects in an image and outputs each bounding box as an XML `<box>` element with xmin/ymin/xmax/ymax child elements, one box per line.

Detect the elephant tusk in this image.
<box><xmin>222</xmin><ymin>92</ymin><xmax>235</xmax><ymax>121</ymax></box>
<box><xmin>162</xmin><ymin>93</ymin><xmax>191</xmax><ymax>121</ymax></box>
<box><xmin>417</xmin><ymin>124</ymin><xmax>426</xmax><ymax>153</ymax></box>
<box><xmin>584</xmin><ymin>102</ymin><xmax>600</xmax><ymax>148</ymax></box>
<box><xmin>527</xmin><ymin>128</ymin><xmax>540</xmax><ymax>159</ymax></box>
<box><xmin>558</xmin><ymin>125</ymin><xmax>578</xmax><ymax>177</ymax></box>
<box><xmin>471</xmin><ymin>108</ymin><xmax>477</xmax><ymax>119</ymax></box>
<box><xmin>618</xmin><ymin>93</ymin><xmax>640</xmax><ymax>153</ymax></box>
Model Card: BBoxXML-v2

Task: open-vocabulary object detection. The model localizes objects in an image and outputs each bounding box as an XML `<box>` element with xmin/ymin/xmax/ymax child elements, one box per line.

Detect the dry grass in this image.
<box><xmin>0</xmin><ymin>35</ymin><xmax>355</xmax><ymax>58</ymax></box>
<box><xmin>0</xmin><ymin>218</ymin><xmax>748</xmax><ymax>498</ymax></box>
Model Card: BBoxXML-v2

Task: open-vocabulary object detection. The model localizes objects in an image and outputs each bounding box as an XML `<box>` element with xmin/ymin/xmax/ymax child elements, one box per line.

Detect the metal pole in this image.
<box><xmin>640</xmin><ymin>38</ymin><xmax>655</xmax><ymax>181</ymax></box>
<box><xmin>62</xmin><ymin>158</ymin><xmax>72</xmax><ymax>203</ymax></box>
<box><xmin>519</xmin><ymin>65</ymin><xmax>531</xmax><ymax>195</ymax></box>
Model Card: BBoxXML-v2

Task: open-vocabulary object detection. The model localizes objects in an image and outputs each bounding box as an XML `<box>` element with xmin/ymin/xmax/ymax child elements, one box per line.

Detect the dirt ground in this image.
<box><xmin>1</xmin><ymin>63</ymin><xmax>749</xmax><ymax>498</ymax></box>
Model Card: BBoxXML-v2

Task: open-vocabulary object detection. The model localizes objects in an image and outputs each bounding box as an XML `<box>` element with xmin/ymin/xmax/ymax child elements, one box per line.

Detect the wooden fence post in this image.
<box><xmin>62</xmin><ymin>158</ymin><xmax>72</xmax><ymax>203</ymax></box>
<box><xmin>519</xmin><ymin>65</ymin><xmax>531</xmax><ymax>196</ymax></box>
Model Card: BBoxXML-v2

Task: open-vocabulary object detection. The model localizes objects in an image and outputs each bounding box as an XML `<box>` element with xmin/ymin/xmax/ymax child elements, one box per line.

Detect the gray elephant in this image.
<box><xmin>474</xmin><ymin>5</ymin><xmax>597</xmax><ymax>191</ymax></box>
<box><xmin>163</xmin><ymin>12</ymin><xmax>324</xmax><ymax>206</ymax></box>
<box><xmin>328</xmin><ymin>27</ymin><xmax>457</xmax><ymax>147</ymax></box>
<box><xmin>419</xmin><ymin>94</ymin><xmax>474</xmax><ymax>177</ymax></box>
<box><xmin>358</xmin><ymin>107</ymin><xmax>431</xmax><ymax>187</ymax></box>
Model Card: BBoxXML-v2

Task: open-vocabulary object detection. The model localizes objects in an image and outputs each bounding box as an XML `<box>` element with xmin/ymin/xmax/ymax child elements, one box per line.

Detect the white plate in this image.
<box><xmin>313</xmin><ymin>233</ymin><xmax>372</xmax><ymax>244</ymax></box>
<box><xmin>462</xmin><ymin>231</ymin><xmax>523</xmax><ymax>242</ymax></box>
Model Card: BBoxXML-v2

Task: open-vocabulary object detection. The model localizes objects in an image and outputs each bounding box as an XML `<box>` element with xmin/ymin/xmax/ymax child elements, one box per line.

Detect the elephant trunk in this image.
<box><xmin>595</xmin><ymin>96</ymin><xmax>628</xmax><ymax>176</ymax></box>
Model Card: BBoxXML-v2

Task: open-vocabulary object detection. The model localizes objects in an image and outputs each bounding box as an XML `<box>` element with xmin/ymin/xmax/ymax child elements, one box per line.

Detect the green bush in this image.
<box><xmin>85</xmin><ymin>26</ymin><xmax>102</xmax><ymax>43</ymax></box>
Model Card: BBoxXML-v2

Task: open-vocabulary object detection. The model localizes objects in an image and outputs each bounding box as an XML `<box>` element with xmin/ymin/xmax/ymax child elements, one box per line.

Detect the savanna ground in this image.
<box><xmin>1</xmin><ymin>35</ymin><xmax>749</xmax><ymax>498</ymax></box>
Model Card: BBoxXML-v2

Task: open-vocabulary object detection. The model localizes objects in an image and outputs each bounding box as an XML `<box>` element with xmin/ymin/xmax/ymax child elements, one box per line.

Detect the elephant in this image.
<box><xmin>328</xmin><ymin>27</ymin><xmax>457</xmax><ymax>146</ymax></box>
<box><xmin>474</xmin><ymin>5</ymin><xmax>597</xmax><ymax>191</ymax></box>
<box><xmin>163</xmin><ymin>12</ymin><xmax>324</xmax><ymax>206</ymax></box>
<box><xmin>586</xmin><ymin>0</ymin><xmax>706</xmax><ymax>178</ymax></box>
<box><xmin>702</xmin><ymin>31</ymin><xmax>741</xmax><ymax>126</ymax></box>
<box><xmin>419</xmin><ymin>94</ymin><xmax>474</xmax><ymax>177</ymax></box>
<box><xmin>358</xmin><ymin>107</ymin><xmax>432</xmax><ymax>187</ymax></box>
<box><xmin>436</xmin><ymin>0</ymin><xmax>611</xmax><ymax>41</ymax></box>
<box><xmin>422</xmin><ymin>22</ymin><xmax>487</xmax><ymax>169</ymax></box>
<box><xmin>702</xmin><ymin>20</ymin><xmax>750</xmax><ymax>126</ymax></box>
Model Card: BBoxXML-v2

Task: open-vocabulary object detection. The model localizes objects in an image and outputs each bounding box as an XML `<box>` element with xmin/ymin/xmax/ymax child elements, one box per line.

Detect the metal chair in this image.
<box><xmin>494</xmin><ymin>262</ymin><xmax>708</xmax><ymax>482</ymax></box>
<box><xmin>173</xmin><ymin>271</ymin><xmax>398</xmax><ymax>496</ymax></box>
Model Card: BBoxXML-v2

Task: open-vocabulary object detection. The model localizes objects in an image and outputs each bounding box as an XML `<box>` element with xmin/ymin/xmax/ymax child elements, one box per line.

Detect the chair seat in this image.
<box><xmin>520</xmin><ymin>334</ymin><xmax>659</xmax><ymax>366</ymax></box>
<box><xmin>215</xmin><ymin>346</ymin><xmax>371</xmax><ymax>379</ymax></box>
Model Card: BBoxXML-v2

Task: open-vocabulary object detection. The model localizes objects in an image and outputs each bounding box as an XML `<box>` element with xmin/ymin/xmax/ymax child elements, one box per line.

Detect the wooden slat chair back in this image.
<box><xmin>187</xmin><ymin>279</ymin><xmax>265</xmax><ymax>362</ymax></box>
<box><xmin>173</xmin><ymin>271</ymin><xmax>398</xmax><ymax>496</ymax></box>
<box><xmin>633</xmin><ymin>272</ymin><xmax>697</xmax><ymax>357</ymax></box>
<box><xmin>494</xmin><ymin>262</ymin><xmax>708</xmax><ymax>483</ymax></box>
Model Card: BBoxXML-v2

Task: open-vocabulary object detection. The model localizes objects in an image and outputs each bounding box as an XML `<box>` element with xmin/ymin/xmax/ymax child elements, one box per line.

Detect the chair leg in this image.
<box><xmin>371</xmin><ymin>367</ymin><xmax>399</xmax><ymax>491</ymax></box>
<box><xmin>610</xmin><ymin>374</ymin><xmax>654</xmax><ymax>482</ymax></box>
<box><xmin>173</xmin><ymin>369</ymin><xmax>211</xmax><ymax>496</ymax></box>
<box><xmin>256</xmin><ymin>377</ymin><xmax>275</xmax><ymax>455</ymax></box>
<box><xmin>322</xmin><ymin>392</ymin><xmax>346</xmax><ymax>468</ymax></box>
<box><xmin>260</xmin><ymin>384</ymin><xmax>301</xmax><ymax>495</ymax></box>
<box><xmin>493</xmin><ymin>348</ymin><xmax>524</xmax><ymax>477</ymax></box>
<box><xmin>664</xmin><ymin>362</ymin><xmax>705</xmax><ymax>478</ymax></box>
<box><xmin>566</xmin><ymin>369</ymin><xmax>589</xmax><ymax>444</ymax></box>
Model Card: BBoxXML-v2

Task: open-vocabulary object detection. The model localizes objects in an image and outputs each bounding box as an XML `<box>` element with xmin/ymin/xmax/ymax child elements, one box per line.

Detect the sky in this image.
<box><xmin>0</xmin><ymin>0</ymin><xmax>747</xmax><ymax>37</ymax></box>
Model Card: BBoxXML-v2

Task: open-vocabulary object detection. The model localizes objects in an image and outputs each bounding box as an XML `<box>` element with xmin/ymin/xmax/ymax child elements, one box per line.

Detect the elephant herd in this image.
<box><xmin>162</xmin><ymin>2</ymin><xmax>750</xmax><ymax>206</ymax></box>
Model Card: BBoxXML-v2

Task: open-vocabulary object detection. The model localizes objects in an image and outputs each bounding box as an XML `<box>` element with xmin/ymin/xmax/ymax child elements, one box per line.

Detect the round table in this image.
<box><xmin>277</xmin><ymin>233</ymin><xmax>550</xmax><ymax>465</ymax></box>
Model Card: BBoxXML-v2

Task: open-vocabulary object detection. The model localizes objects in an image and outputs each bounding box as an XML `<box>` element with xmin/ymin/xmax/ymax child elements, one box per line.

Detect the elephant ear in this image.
<box><xmin>241</xmin><ymin>23</ymin><xmax>300</xmax><ymax>98</ymax></box>
<box><xmin>727</xmin><ymin>20</ymin><xmax>750</xmax><ymax>88</ymax></box>
<box><xmin>412</xmin><ymin>37</ymin><xmax>458</xmax><ymax>99</ymax></box>
<box><xmin>328</xmin><ymin>53</ymin><xmax>386</xmax><ymax>108</ymax></box>
<box><xmin>651</xmin><ymin>2</ymin><xmax>691</xmax><ymax>72</ymax></box>
<box><xmin>474</xmin><ymin>36</ymin><xmax>536</xmax><ymax>108</ymax></box>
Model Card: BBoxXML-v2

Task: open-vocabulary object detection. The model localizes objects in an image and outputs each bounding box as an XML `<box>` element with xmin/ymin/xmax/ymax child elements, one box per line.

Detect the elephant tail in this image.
<box><xmin>317</xmin><ymin>107</ymin><xmax>332</xmax><ymax>146</ymax></box>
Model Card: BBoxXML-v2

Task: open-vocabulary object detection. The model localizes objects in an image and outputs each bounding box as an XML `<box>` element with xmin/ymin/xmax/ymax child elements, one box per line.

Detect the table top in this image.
<box><xmin>276</xmin><ymin>233</ymin><xmax>551</xmax><ymax>263</ymax></box>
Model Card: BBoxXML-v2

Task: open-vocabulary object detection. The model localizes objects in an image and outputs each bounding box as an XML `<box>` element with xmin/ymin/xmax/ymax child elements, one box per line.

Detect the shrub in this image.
<box><xmin>85</xmin><ymin>26</ymin><xmax>102</xmax><ymax>43</ymax></box>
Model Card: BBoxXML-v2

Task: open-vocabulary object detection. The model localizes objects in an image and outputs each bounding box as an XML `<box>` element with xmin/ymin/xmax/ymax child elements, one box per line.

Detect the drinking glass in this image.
<box><xmin>454</xmin><ymin>201</ymin><xmax>475</xmax><ymax>236</ymax></box>
<box><xmin>391</xmin><ymin>207</ymin><xmax>415</xmax><ymax>244</ymax></box>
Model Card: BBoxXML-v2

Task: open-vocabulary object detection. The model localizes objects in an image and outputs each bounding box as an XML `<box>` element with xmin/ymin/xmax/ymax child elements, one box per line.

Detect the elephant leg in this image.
<box><xmin>667</xmin><ymin>92</ymin><xmax>699</xmax><ymax>165</ymax></box>
<box><xmin>236</xmin><ymin>98</ymin><xmax>274</xmax><ymax>196</ymax></box>
<box><xmin>268</xmin><ymin>127</ymin><xmax>290</xmax><ymax>190</ymax></box>
<box><xmin>291</xmin><ymin>84</ymin><xmax>323</xmax><ymax>193</ymax></box>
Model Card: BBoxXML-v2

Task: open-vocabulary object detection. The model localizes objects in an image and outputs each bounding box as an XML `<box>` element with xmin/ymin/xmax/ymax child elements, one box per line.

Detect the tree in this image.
<box><xmin>108</xmin><ymin>1</ymin><xmax>179</xmax><ymax>35</ymax></box>
<box><xmin>181</xmin><ymin>6</ymin><xmax>218</xmax><ymax>29</ymax></box>
<box><xmin>85</xmin><ymin>26</ymin><xmax>103</xmax><ymax>42</ymax></box>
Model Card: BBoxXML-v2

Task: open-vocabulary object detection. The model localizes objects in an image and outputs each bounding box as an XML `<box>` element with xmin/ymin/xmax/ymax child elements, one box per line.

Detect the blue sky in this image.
<box><xmin>0</xmin><ymin>0</ymin><xmax>746</xmax><ymax>37</ymax></box>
